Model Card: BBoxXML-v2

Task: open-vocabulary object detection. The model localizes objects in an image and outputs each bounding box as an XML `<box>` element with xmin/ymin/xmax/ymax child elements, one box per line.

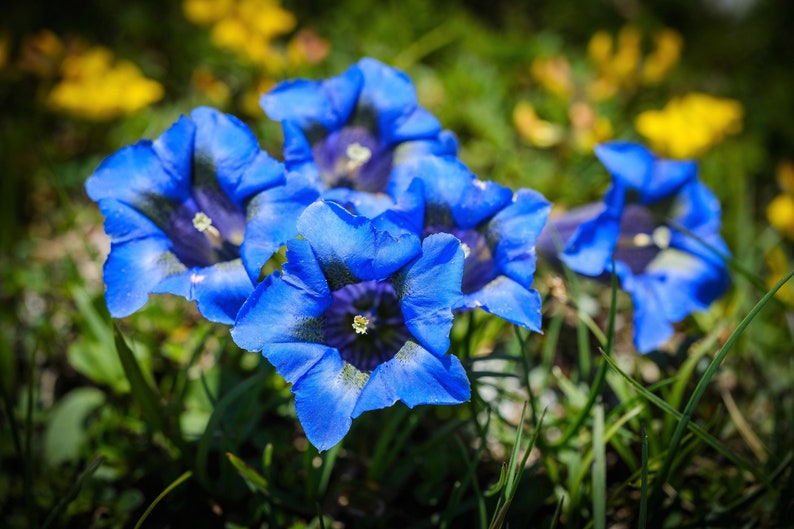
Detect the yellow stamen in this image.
<box><xmin>192</xmin><ymin>211</ymin><xmax>221</xmax><ymax>238</ymax></box>
<box><xmin>352</xmin><ymin>314</ymin><xmax>370</xmax><ymax>335</ymax></box>
<box><xmin>345</xmin><ymin>142</ymin><xmax>372</xmax><ymax>172</ymax></box>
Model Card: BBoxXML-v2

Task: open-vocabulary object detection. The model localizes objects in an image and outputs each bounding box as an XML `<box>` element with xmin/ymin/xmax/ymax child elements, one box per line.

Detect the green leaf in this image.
<box><xmin>227</xmin><ymin>452</ymin><xmax>269</xmax><ymax>494</ymax></box>
<box><xmin>44</xmin><ymin>387</ymin><xmax>105</xmax><ymax>466</ymax></box>
<box><xmin>114</xmin><ymin>326</ymin><xmax>165</xmax><ymax>434</ymax></box>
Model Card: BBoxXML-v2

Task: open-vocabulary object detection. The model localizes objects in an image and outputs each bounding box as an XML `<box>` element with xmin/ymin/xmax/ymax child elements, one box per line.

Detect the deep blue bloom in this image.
<box><xmin>260</xmin><ymin>57</ymin><xmax>456</xmax><ymax>218</ymax></box>
<box><xmin>390</xmin><ymin>155</ymin><xmax>551</xmax><ymax>332</ymax></box>
<box><xmin>538</xmin><ymin>141</ymin><xmax>731</xmax><ymax>352</ymax></box>
<box><xmin>85</xmin><ymin>107</ymin><xmax>319</xmax><ymax>324</ymax></box>
<box><xmin>231</xmin><ymin>200</ymin><xmax>470</xmax><ymax>450</ymax></box>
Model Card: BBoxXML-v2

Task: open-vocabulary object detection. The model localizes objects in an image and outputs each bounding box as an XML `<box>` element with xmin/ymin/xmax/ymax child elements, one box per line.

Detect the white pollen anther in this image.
<box><xmin>652</xmin><ymin>226</ymin><xmax>671</xmax><ymax>249</ymax></box>
<box><xmin>632</xmin><ymin>233</ymin><xmax>654</xmax><ymax>247</ymax></box>
<box><xmin>352</xmin><ymin>314</ymin><xmax>370</xmax><ymax>335</ymax></box>
<box><xmin>460</xmin><ymin>242</ymin><xmax>471</xmax><ymax>258</ymax></box>
<box><xmin>345</xmin><ymin>142</ymin><xmax>372</xmax><ymax>172</ymax></box>
<box><xmin>192</xmin><ymin>212</ymin><xmax>220</xmax><ymax>237</ymax></box>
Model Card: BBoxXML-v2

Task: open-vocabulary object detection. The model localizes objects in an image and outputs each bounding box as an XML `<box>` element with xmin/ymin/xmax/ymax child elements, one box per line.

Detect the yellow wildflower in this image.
<box><xmin>530</xmin><ymin>56</ymin><xmax>573</xmax><ymax>100</ymax></box>
<box><xmin>513</xmin><ymin>101</ymin><xmax>565</xmax><ymax>148</ymax></box>
<box><xmin>47</xmin><ymin>46</ymin><xmax>163</xmax><ymax>120</ymax></box>
<box><xmin>19</xmin><ymin>29</ymin><xmax>65</xmax><ymax>78</ymax></box>
<box><xmin>184</xmin><ymin>0</ymin><xmax>296</xmax><ymax>71</ymax></box>
<box><xmin>642</xmin><ymin>29</ymin><xmax>683</xmax><ymax>84</ymax></box>
<box><xmin>635</xmin><ymin>92</ymin><xmax>744</xmax><ymax>158</ymax></box>
<box><xmin>767</xmin><ymin>161</ymin><xmax>794</xmax><ymax>240</ymax></box>
<box><xmin>569</xmin><ymin>102</ymin><xmax>613</xmax><ymax>152</ymax></box>
<box><xmin>765</xmin><ymin>246</ymin><xmax>794</xmax><ymax>305</ymax></box>
<box><xmin>191</xmin><ymin>67</ymin><xmax>231</xmax><ymax>106</ymax></box>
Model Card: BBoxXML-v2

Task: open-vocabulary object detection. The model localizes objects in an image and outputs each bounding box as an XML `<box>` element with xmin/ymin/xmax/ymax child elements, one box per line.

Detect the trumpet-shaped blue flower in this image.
<box><xmin>539</xmin><ymin>141</ymin><xmax>730</xmax><ymax>352</ymax></box>
<box><xmin>390</xmin><ymin>155</ymin><xmax>551</xmax><ymax>332</ymax></box>
<box><xmin>260</xmin><ymin>57</ymin><xmax>456</xmax><ymax>218</ymax></box>
<box><xmin>86</xmin><ymin>107</ymin><xmax>319</xmax><ymax>324</ymax></box>
<box><xmin>231</xmin><ymin>201</ymin><xmax>470</xmax><ymax>450</ymax></box>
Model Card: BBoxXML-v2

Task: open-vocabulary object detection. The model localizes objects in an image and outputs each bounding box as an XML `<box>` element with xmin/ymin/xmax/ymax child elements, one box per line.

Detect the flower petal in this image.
<box><xmin>463</xmin><ymin>275</ymin><xmax>543</xmax><ymax>332</ymax></box>
<box><xmin>561</xmin><ymin>185</ymin><xmax>624</xmax><ymax>276</ymax></box>
<box><xmin>292</xmin><ymin>351</ymin><xmax>365</xmax><ymax>451</ymax></box>
<box><xmin>189</xmin><ymin>260</ymin><xmax>256</xmax><ymax>324</ymax></box>
<box><xmin>240</xmin><ymin>172</ymin><xmax>319</xmax><ymax>281</ymax></box>
<box><xmin>489</xmin><ymin>188</ymin><xmax>551</xmax><ymax>289</ymax></box>
<box><xmin>352</xmin><ymin>341</ymin><xmax>470</xmax><ymax>417</ymax></box>
<box><xmin>102</xmin><ymin>236</ymin><xmax>187</xmax><ymax>318</ymax></box>
<box><xmin>394</xmin><ymin>233</ymin><xmax>464</xmax><ymax>355</ymax></box>
<box><xmin>297</xmin><ymin>201</ymin><xmax>421</xmax><ymax>285</ymax></box>
<box><xmin>260</xmin><ymin>65</ymin><xmax>363</xmax><ymax>131</ymax></box>
<box><xmin>190</xmin><ymin>107</ymin><xmax>260</xmax><ymax>205</ymax></box>
<box><xmin>96</xmin><ymin>198</ymin><xmax>164</xmax><ymax>243</ymax></box>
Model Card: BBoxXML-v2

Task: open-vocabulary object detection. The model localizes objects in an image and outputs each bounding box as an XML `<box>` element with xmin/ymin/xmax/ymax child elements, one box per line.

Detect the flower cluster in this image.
<box><xmin>87</xmin><ymin>58</ymin><xmax>549</xmax><ymax>450</ymax></box>
<box><xmin>538</xmin><ymin>141</ymin><xmax>731</xmax><ymax>352</ymax></box>
<box><xmin>87</xmin><ymin>57</ymin><xmax>731</xmax><ymax>449</ymax></box>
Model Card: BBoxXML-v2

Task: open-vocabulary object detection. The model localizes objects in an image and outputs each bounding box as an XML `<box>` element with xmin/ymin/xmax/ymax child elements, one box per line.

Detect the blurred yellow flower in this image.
<box><xmin>191</xmin><ymin>66</ymin><xmax>231</xmax><ymax>106</ymax></box>
<box><xmin>47</xmin><ymin>46</ymin><xmax>163</xmax><ymax>120</ymax></box>
<box><xmin>0</xmin><ymin>33</ymin><xmax>10</xmax><ymax>71</ymax></box>
<box><xmin>19</xmin><ymin>29</ymin><xmax>65</xmax><ymax>78</ymax></box>
<box><xmin>642</xmin><ymin>29</ymin><xmax>683</xmax><ymax>84</ymax></box>
<box><xmin>588</xmin><ymin>26</ymin><xmax>682</xmax><ymax>99</ymax></box>
<box><xmin>765</xmin><ymin>246</ymin><xmax>794</xmax><ymax>305</ymax></box>
<box><xmin>183</xmin><ymin>0</ymin><xmax>296</xmax><ymax>71</ymax></box>
<box><xmin>530</xmin><ymin>56</ymin><xmax>573</xmax><ymax>100</ymax></box>
<box><xmin>513</xmin><ymin>101</ymin><xmax>565</xmax><ymax>148</ymax></box>
<box><xmin>635</xmin><ymin>92</ymin><xmax>743</xmax><ymax>158</ymax></box>
<box><xmin>569</xmin><ymin>101</ymin><xmax>613</xmax><ymax>152</ymax></box>
<box><xmin>286</xmin><ymin>28</ymin><xmax>330</xmax><ymax>67</ymax></box>
<box><xmin>767</xmin><ymin>161</ymin><xmax>794</xmax><ymax>240</ymax></box>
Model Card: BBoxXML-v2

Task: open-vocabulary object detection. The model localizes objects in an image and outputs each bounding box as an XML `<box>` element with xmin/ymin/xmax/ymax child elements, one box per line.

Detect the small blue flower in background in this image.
<box><xmin>86</xmin><ymin>107</ymin><xmax>319</xmax><ymax>324</ymax></box>
<box><xmin>260</xmin><ymin>57</ymin><xmax>456</xmax><ymax>218</ymax></box>
<box><xmin>390</xmin><ymin>155</ymin><xmax>551</xmax><ymax>332</ymax></box>
<box><xmin>231</xmin><ymin>200</ymin><xmax>470</xmax><ymax>450</ymax></box>
<box><xmin>538</xmin><ymin>141</ymin><xmax>731</xmax><ymax>352</ymax></box>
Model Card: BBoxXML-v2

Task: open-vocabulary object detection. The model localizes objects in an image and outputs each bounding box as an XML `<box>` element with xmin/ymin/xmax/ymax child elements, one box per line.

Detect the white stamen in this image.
<box><xmin>460</xmin><ymin>242</ymin><xmax>472</xmax><ymax>258</ymax></box>
<box><xmin>632</xmin><ymin>232</ymin><xmax>654</xmax><ymax>247</ymax></box>
<box><xmin>192</xmin><ymin>212</ymin><xmax>220</xmax><ymax>238</ymax></box>
<box><xmin>352</xmin><ymin>314</ymin><xmax>370</xmax><ymax>335</ymax></box>
<box><xmin>652</xmin><ymin>225</ymin><xmax>671</xmax><ymax>249</ymax></box>
<box><xmin>345</xmin><ymin>142</ymin><xmax>372</xmax><ymax>172</ymax></box>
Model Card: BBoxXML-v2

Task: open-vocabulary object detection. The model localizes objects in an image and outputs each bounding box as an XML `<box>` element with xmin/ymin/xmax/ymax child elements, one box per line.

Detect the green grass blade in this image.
<box><xmin>651</xmin><ymin>269</ymin><xmax>794</xmax><ymax>501</ymax></box>
<box><xmin>638</xmin><ymin>424</ymin><xmax>648</xmax><ymax>529</ymax></box>
<box><xmin>113</xmin><ymin>325</ymin><xmax>165</xmax><ymax>434</ymax></box>
<box><xmin>132</xmin><ymin>470</ymin><xmax>192</xmax><ymax>529</ymax></box>
<box><xmin>41</xmin><ymin>456</ymin><xmax>105</xmax><ymax>529</ymax></box>
<box><xmin>592</xmin><ymin>401</ymin><xmax>606</xmax><ymax>529</ymax></box>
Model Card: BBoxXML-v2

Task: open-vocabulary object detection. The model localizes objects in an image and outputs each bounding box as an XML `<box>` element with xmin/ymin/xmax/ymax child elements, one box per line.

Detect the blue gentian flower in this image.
<box><xmin>260</xmin><ymin>57</ymin><xmax>456</xmax><ymax>218</ymax></box>
<box><xmin>538</xmin><ymin>141</ymin><xmax>731</xmax><ymax>352</ymax></box>
<box><xmin>390</xmin><ymin>155</ymin><xmax>551</xmax><ymax>332</ymax></box>
<box><xmin>231</xmin><ymin>200</ymin><xmax>470</xmax><ymax>450</ymax></box>
<box><xmin>85</xmin><ymin>107</ymin><xmax>319</xmax><ymax>324</ymax></box>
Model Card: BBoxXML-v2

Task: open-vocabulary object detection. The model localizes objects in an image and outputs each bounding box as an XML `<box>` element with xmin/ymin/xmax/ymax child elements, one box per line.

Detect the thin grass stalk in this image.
<box><xmin>650</xmin><ymin>269</ymin><xmax>794</xmax><ymax>503</ymax></box>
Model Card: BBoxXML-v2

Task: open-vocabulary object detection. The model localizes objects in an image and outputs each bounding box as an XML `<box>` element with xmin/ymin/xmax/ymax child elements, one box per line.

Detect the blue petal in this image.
<box><xmin>561</xmin><ymin>186</ymin><xmax>624</xmax><ymax>276</ymax></box>
<box><xmin>190</xmin><ymin>107</ymin><xmax>260</xmax><ymax>206</ymax></box>
<box><xmin>152</xmin><ymin>114</ymin><xmax>196</xmax><ymax>185</ymax></box>
<box><xmin>594</xmin><ymin>142</ymin><xmax>695</xmax><ymax>203</ymax></box>
<box><xmin>233</xmin><ymin>151</ymin><xmax>288</xmax><ymax>203</ymax></box>
<box><xmin>96</xmin><ymin>198</ymin><xmax>164</xmax><ymax>243</ymax></box>
<box><xmin>536</xmin><ymin>202</ymin><xmax>603</xmax><ymax>266</ymax></box>
<box><xmin>231</xmin><ymin>262</ymin><xmax>330</xmax><ymax>352</ymax></box>
<box><xmin>488</xmin><ymin>188</ymin><xmax>551</xmax><ymax>289</ymax></box>
<box><xmin>281</xmin><ymin>121</ymin><xmax>319</xmax><ymax>170</ymax></box>
<box><xmin>156</xmin><ymin>259</ymin><xmax>255</xmax><ymax>324</ymax></box>
<box><xmin>394</xmin><ymin>233</ymin><xmax>464</xmax><ymax>355</ymax></box>
<box><xmin>86</xmin><ymin>141</ymin><xmax>188</xmax><ymax>206</ymax></box>
<box><xmin>240</xmin><ymin>172</ymin><xmax>320</xmax><ymax>281</ymax></box>
<box><xmin>389</xmin><ymin>155</ymin><xmax>512</xmax><ymax>228</ymax></box>
<box><xmin>260</xmin><ymin>65</ymin><xmax>363</xmax><ymax>131</ymax></box>
<box><xmin>103</xmin><ymin>236</ymin><xmax>187</xmax><ymax>318</ymax></box>
<box><xmin>352</xmin><ymin>341</ymin><xmax>470</xmax><ymax>417</ymax></box>
<box><xmin>292</xmin><ymin>350</ymin><xmax>365</xmax><ymax>451</ymax></box>
<box><xmin>357</xmin><ymin>58</ymin><xmax>441</xmax><ymax>145</ymax></box>
<box><xmin>261</xmin><ymin>342</ymin><xmax>334</xmax><ymax>384</ymax></box>
<box><xmin>463</xmin><ymin>276</ymin><xmax>543</xmax><ymax>332</ymax></box>
<box><xmin>297</xmin><ymin>201</ymin><xmax>421</xmax><ymax>283</ymax></box>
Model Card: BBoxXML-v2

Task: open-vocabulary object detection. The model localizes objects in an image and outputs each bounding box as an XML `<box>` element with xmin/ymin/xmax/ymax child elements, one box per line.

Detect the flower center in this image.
<box><xmin>615</xmin><ymin>205</ymin><xmax>670</xmax><ymax>274</ymax></box>
<box><xmin>311</xmin><ymin>126</ymin><xmax>393</xmax><ymax>193</ymax></box>
<box><xmin>322</xmin><ymin>281</ymin><xmax>411</xmax><ymax>372</ymax></box>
